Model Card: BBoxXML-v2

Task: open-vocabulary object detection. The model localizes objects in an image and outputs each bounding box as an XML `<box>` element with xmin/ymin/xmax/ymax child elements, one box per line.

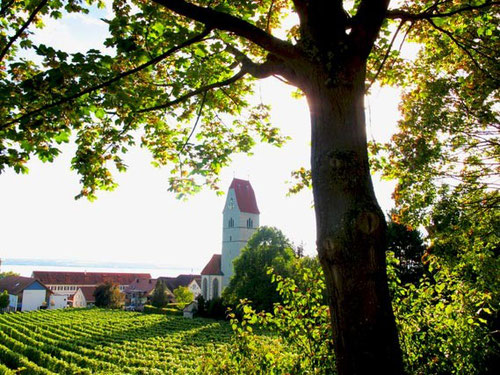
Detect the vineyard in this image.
<box><xmin>0</xmin><ymin>308</ymin><xmax>234</xmax><ymax>374</ymax></box>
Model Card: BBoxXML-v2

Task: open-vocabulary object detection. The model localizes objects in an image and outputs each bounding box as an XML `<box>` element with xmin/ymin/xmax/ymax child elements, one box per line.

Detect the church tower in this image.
<box><xmin>200</xmin><ymin>178</ymin><xmax>260</xmax><ymax>300</ymax></box>
<box><xmin>221</xmin><ymin>178</ymin><xmax>260</xmax><ymax>288</ymax></box>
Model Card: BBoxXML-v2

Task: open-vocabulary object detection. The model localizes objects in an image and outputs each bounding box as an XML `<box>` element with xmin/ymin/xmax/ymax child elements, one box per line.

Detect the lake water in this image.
<box><xmin>1</xmin><ymin>261</ymin><xmax>196</xmax><ymax>278</ymax></box>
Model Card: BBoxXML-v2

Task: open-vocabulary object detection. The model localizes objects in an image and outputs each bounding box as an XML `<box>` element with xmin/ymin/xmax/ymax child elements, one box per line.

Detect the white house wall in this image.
<box><xmin>188</xmin><ymin>280</ymin><xmax>201</xmax><ymax>298</ymax></box>
<box><xmin>21</xmin><ymin>289</ymin><xmax>46</xmax><ymax>312</ymax></box>
<box><xmin>47</xmin><ymin>284</ymin><xmax>129</xmax><ymax>296</ymax></box>
<box><xmin>49</xmin><ymin>295</ymin><xmax>68</xmax><ymax>309</ymax></box>
<box><xmin>72</xmin><ymin>289</ymin><xmax>87</xmax><ymax>308</ymax></box>
<box><xmin>8</xmin><ymin>294</ymin><xmax>17</xmax><ymax>311</ymax></box>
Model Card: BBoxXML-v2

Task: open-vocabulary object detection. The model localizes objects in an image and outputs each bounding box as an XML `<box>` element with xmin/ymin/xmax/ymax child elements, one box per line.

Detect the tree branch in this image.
<box><xmin>150</xmin><ymin>0</ymin><xmax>297</xmax><ymax>58</ymax></box>
<box><xmin>366</xmin><ymin>20</ymin><xmax>406</xmax><ymax>93</ymax></box>
<box><xmin>179</xmin><ymin>90</ymin><xmax>207</xmax><ymax>155</ymax></box>
<box><xmin>1</xmin><ymin>28</ymin><xmax>212</xmax><ymax>130</ymax></box>
<box><xmin>0</xmin><ymin>0</ymin><xmax>16</xmax><ymax>16</ymax></box>
<box><xmin>225</xmin><ymin>44</ymin><xmax>282</xmax><ymax>79</ymax></box>
<box><xmin>387</xmin><ymin>1</ymin><xmax>500</xmax><ymax>21</ymax></box>
<box><xmin>350</xmin><ymin>0</ymin><xmax>391</xmax><ymax>59</ymax></box>
<box><xmin>426</xmin><ymin>18</ymin><xmax>494</xmax><ymax>79</ymax></box>
<box><xmin>0</xmin><ymin>0</ymin><xmax>49</xmax><ymax>62</ymax></box>
<box><xmin>265</xmin><ymin>0</ymin><xmax>276</xmax><ymax>33</ymax></box>
<box><xmin>136</xmin><ymin>69</ymin><xmax>246</xmax><ymax>114</ymax></box>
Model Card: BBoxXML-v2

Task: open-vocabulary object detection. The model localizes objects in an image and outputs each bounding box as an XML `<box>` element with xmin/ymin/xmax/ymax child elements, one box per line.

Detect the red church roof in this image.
<box><xmin>229</xmin><ymin>178</ymin><xmax>260</xmax><ymax>214</ymax></box>
<box><xmin>201</xmin><ymin>254</ymin><xmax>223</xmax><ymax>275</ymax></box>
<box><xmin>32</xmin><ymin>271</ymin><xmax>151</xmax><ymax>286</ymax></box>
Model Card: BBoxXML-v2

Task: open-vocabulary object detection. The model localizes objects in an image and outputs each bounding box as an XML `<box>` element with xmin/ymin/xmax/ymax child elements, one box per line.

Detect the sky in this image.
<box><xmin>0</xmin><ymin>3</ymin><xmax>402</xmax><ymax>274</ymax></box>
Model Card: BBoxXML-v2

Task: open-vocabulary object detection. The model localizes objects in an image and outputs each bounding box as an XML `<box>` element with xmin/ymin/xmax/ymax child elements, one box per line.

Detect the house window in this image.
<box><xmin>202</xmin><ymin>279</ymin><xmax>208</xmax><ymax>299</ymax></box>
<box><xmin>229</xmin><ymin>236</ymin><xmax>232</xmax><ymax>242</ymax></box>
<box><xmin>212</xmin><ymin>279</ymin><xmax>219</xmax><ymax>299</ymax></box>
<box><xmin>228</xmin><ymin>218</ymin><xmax>234</xmax><ymax>228</ymax></box>
<box><xmin>247</xmin><ymin>218</ymin><xmax>253</xmax><ymax>228</ymax></box>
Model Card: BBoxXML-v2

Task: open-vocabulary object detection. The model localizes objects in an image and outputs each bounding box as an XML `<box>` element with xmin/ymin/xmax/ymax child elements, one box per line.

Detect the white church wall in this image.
<box><xmin>201</xmin><ymin>275</ymin><xmax>222</xmax><ymax>300</ymax></box>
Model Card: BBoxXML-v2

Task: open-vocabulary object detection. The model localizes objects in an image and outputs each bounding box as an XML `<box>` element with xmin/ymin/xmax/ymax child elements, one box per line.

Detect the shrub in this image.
<box><xmin>388</xmin><ymin>252</ymin><xmax>497</xmax><ymax>374</ymax></box>
<box><xmin>200</xmin><ymin>265</ymin><xmax>336</xmax><ymax>374</ymax></box>
<box><xmin>173</xmin><ymin>286</ymin><xmax>193</xmax><ymax>309</ymax></box>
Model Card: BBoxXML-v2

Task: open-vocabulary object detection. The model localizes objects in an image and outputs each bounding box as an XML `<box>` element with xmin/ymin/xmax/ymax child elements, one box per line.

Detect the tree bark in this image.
<box><xmin>304</xmin><ymin>65</ymin><xmax>404</xmax><ymax>374</ymax></box>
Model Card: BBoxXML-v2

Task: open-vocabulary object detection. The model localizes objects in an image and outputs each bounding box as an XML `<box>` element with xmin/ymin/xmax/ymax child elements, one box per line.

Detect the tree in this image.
<box><xmin>386</xmin><ymin>219</ymin><xmax>426</xmax><ymax>284</ymax></box>
<box><xmin>173</xmin><ymin>285</ymin><xmax>193</xmax><ymax>308</ymax></box>
<box><xmin>0</xmin><ymin>271</ymin><xmax>20</xmax><ymax>279</ymax></box>
<box><xmin>151</xmin><ymin>280</ymin><xmax>170</xmax><ymax>308</ymax></box>
<box><xmin>2</xmin><ymin>1</ymin><xmax>498</xmax><ymax>372</ymax></box>
<box><xmin>223</xmin><ymin>226</ymin><xmax>296</xmax><ymax>312</ymax></box>
<box><xmin>94</xmin><ymin>282</ymin><xmax>124</xmax><ymax>308</ymax></box>
<box><xmin>0</xmin><ymin>290</ymin><xmax>9</xmax><ymax>309</ymax></box>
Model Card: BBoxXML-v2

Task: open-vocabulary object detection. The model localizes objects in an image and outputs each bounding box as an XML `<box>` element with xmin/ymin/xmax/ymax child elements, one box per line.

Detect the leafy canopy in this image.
<box><xmin>93</xmin><ymin>281</ymin><xmax>124</xmax><ymax>308</ymax></box>
<box><xmin>1</xmin><ymin>0</ymin><xmax>291</xmax><ymax>199</ymax></box>
<box><xmin>0</xmin><ymin>290</ymin><xmax>9</xmax><ymax>309</ymax></box>
<box><xmin>223</xmin><ymin>226</ymin><xmax>296</xmax><ymax>312</ymax></box>
<box><xmin>0</xmin><ymin>271</ymin><xmax>20</xmax><ymax>279</ymax></box>
<box><xmin>151</xmin><ymin>280</ymin><xmax>170</xmax><ymax>308</ymax></box>
<box><xmin>173</xmin><ymin>285</ymin><xmax>193</xmax><ymax>307</ymax></box>
<box><xmin>3</xmin><ymin>1</ymin><xmax>497</xmax><ymax>201</ymax></box>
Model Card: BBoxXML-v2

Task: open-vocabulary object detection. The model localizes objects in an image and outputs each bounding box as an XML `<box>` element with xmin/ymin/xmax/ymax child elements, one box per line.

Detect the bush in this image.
<box><xmin>195</xmin><ymin>297</ymin><xmax>228</xmax><ymax>320</ymax></box>
<box><xmin>388</xmin><ymin>252</ymin><xmax>498</xmax><ymax>374</ymax></box>
<box><xmin>173</xmin><ymin>286</ymin><xmax>193</xmax><ymax>309</ymax></box>
<box><xmin>200</xmin><ymin>265</ymin><xmax>336</xmax><ymax>374</ymax></box>
<box><xmin>203</xmin><ymin>252</ymin><xmax>498</xmax><ymax>375</ymax></box>
<box><xmin>0</xmin><ymin>290</ymin><xmax>9</xmax><ymax>310</ymax></box>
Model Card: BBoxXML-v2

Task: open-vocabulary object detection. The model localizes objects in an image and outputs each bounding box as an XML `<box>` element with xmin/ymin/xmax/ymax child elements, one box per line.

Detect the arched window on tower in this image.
<box><xmin>246</xmin><ymin>218</ymin><xmax>253</xmax><ymax>228</ymax></box>
<box><xmin>202</xmin><ymin>278</ymin><xmax>208</xmax><ymax>299</ymax></box>
<box><xmin>212</xmin><ymin>278</ymin><xmax>219</xmax><ymax>299</ymax></box>
<box><xmin>229</xmin><ymin>218</ymin><xmax>234</xmax><ymax>228</ymax></box>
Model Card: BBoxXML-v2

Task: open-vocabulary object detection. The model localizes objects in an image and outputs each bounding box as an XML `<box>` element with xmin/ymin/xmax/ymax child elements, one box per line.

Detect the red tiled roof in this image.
<box><xmin>201</xmin><ymin>254</ymin><xmax>222</xmax><ymax>275</ymax></box>
<box><xmin>0</xmin><ymin>276</ymin><xmax>50</xmax><ymax>295</ymax></box>
<box><xmin>79</xmin><ymin>286</ymin><xmax>96</xmax><ymax>303</ymax></box>
<box><xmin>229</xmin><ymin>178</ymin><xmax>259</xmax><ymax>214</ymax></box>
<box><xmin>157</xmin><ymin>274</ymin><xmax>201</xmax><ymax>291</ymax></box>
<box><xmin>124</xmin><ymin>278</ymin><xmax>157</xmax><ymax>294</ymax></box>
<box><xmin>31</xmin><ymin>271</ymin><xmax>151</xmax><ymax>286</ymax></box>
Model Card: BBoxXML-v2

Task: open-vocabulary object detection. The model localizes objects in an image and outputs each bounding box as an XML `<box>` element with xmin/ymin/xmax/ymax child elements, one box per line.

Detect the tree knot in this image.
<box><xmin>356</xmin><ymin>211</ymin><xmax>380</xmax><ymax>235</ymax></box>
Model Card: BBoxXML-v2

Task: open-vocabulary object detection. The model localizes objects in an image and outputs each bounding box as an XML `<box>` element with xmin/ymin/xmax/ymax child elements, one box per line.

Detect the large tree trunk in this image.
<box><xmin>305</xmin><ymin>65</ymin><xmax>404</xmax><ymax>374</ymax></box>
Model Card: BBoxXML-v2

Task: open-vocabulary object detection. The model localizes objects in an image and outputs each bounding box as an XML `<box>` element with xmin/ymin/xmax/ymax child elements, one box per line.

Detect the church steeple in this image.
<box><xmin>221</xmin><ymin>178</ymin><xmax>260</xmax><ymax>287</ymax></box>
<box><xmin>200</xmin><ymin>178</ymin><xmax>260</xmax><ymax>300</ymax></box>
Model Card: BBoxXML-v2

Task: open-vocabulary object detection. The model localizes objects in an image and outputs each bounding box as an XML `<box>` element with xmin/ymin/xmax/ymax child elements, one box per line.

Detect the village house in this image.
<box><xmin>124</xmin><ymin>275</ymin><xmax>201</xmax><ymax>309</ymax></box>
<box><xmin>31</xmin><ymin>271</ymin><xmax>151</xmax><ymax>308</ymax></box>
<box><xmin>0</xmin><ymin>276</ymin><xmax>52</xmax><ymax>312</ymax></box>
<box><xmin>157</xmin><ymin>274</ymin><xmax>202</xmax><ymax>299</ymax></box>
<box><xmin>124</xmin><ymin>278</ymin><xmax>166</xmax><ymax>309</ymax></box>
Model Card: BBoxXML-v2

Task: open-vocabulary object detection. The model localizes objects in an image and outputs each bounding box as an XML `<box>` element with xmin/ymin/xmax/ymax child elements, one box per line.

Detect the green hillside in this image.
<box><xmin>0</xmin><ymin>309</ymin><xmax>233</xmax><ymax>374</ymax></box>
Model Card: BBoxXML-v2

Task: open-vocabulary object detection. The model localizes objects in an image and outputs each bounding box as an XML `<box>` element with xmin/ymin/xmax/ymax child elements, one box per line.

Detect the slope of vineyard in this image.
<box><xmin>0</xmin><ymin>308</ymin><xmax>234</xmax><ymax>374</ymax></box>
